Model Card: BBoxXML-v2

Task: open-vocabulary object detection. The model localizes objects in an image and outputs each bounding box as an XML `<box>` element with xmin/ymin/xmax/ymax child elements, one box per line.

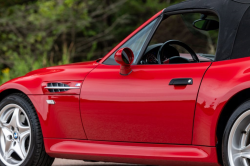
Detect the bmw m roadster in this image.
<box><xmin>1</xmin><ymin>0</ymin><xmax>250</xmax><ymax>166</ymax></box>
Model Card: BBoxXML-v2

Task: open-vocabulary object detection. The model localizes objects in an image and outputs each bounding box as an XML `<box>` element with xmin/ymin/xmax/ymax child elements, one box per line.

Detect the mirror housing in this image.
<box><xmin>193</xmin><ymin>19</ymin><xmax>219</xmax><ymax>31</ymax></box>
<box><xmin>114</xmin><ymin>47</ymin><xmax>134</xmax><ymax>76</ymax></box>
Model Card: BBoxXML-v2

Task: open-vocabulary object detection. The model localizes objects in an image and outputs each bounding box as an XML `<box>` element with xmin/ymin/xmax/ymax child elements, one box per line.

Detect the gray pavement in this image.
<box><xmin>53</xmin><ymin>158</ymin><xmax>140</xmax><ymax>166</ymax></box>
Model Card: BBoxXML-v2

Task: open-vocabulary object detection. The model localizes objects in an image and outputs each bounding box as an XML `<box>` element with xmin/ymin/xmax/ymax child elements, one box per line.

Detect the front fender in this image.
<box><xmin>0</xmin><ymin>61</ymin><xmax>98</xmax><ymax>139</ymax></box>
<box><xmin>0</xmin><ymin>76</ymin><xmax>43</xmax><ymax>94</ymax></box>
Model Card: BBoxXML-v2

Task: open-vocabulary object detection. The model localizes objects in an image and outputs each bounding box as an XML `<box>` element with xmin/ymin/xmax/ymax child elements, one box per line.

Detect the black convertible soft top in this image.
<box><xmin>163</xmin><ymin>0</ymin><xmax>250</xmax><ymax>61</ymax></box>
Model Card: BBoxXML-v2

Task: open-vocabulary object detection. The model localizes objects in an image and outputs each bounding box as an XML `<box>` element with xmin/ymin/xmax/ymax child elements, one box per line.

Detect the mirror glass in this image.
<box><xmin>122</xmin><ymin>51</ymin><xmax>130</xmax><ymax>64</ymax></box>
<box><xmin>193</xmin><ymin>19</ymin><xmax>219</xmax><ymax>31</ymax></box>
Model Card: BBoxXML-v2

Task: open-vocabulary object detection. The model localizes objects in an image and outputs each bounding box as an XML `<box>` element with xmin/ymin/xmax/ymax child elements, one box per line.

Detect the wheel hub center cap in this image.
<box><xmin>13</xmin><ymin>132</ymin><xmax>18</xmax><ymax>139</ymax></box>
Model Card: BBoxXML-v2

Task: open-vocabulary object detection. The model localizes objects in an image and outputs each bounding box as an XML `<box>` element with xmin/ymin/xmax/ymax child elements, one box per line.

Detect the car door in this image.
<box><xmin>80</xmin><ymin>62</ymin><xmax>211</xmax><ymax>144</ymax></box>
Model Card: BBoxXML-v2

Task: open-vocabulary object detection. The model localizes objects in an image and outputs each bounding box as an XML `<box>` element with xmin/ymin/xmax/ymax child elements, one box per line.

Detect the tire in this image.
<box><xmin>222</xmin><ymin>100</ymin><xmax>250</xmax><ymax>166</ymax></box>
<box><xmin>0</xmin><ymin>93</ymin><xmax>54</xmax><ymax>166</ymax></box>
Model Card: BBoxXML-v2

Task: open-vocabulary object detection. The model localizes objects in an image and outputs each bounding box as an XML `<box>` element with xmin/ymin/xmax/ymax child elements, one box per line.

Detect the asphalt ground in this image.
<box><xmin>52</xmin><ymin>158</ymin><xmax>140</xmax><ymax>166</ymax></box>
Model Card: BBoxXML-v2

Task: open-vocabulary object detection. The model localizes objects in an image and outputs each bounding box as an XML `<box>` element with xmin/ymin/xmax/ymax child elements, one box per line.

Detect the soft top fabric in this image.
<box><xmin>163</xmin><ymin>0</ymin><xmax>250</xmax><ymax>61</ymax></box>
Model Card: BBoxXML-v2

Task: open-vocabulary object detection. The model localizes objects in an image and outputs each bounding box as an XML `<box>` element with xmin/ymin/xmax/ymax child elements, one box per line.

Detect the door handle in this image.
<box><xmin>169</xmin><ymin>78</ymin><xmax>193</xmax><ymax>85</ymax></box>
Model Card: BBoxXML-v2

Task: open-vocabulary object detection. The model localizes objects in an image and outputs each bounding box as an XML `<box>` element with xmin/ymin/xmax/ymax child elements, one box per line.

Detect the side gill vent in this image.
<box><xmin>47</xmin><ymin>83</ymin><xmax>70</xmax><ymax>92</ymax></box>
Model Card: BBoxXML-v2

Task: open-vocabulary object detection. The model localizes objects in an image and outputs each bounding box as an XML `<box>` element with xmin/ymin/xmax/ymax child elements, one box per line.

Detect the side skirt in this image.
<box><xmin>44</xmin><ymin>139</ymin><xmax>220</xmax><ymax>166</ymax></box>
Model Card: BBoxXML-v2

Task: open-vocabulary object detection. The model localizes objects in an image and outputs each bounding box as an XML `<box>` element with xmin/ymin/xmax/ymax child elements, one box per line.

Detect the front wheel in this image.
<box><xmin>223</xmin><ymin>100</ymin><xmax>250</xmax><ymax>166</ymax></box>
<box><xmin>0</xmin><ymin>94</ymin><xmax>54</xmax><ymax>166</ymax></box>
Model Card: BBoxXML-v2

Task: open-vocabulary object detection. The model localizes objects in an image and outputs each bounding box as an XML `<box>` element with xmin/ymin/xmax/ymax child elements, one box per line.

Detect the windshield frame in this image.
<box><xmin>101</xmin><ymin>12</ymin><xmax>163</xmax><ymax>65</ymax></box>
<box><xmin>132</xmin><ymin>15</ymin><xmax>162</xmax><ymax>65</ymax></box>
<box><xmin>103</xmin><ymin>17</ymin><xmax>162</xmax><ymax>65</ymax></box>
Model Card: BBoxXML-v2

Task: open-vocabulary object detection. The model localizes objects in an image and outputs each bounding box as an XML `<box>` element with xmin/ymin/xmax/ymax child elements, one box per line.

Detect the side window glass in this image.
<box><xmin>141</xmin><ymin>13</ymin><xmax>219</xmax><ymax>65</ymax></box>
<box><xmin>104</xmin><ymin>19</ymin><xmax>157</xmax><ymax>65</ymax></box>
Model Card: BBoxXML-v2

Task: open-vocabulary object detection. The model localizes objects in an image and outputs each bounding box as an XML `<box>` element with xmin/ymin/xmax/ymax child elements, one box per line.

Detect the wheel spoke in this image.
<box><xmin>232</xmin><ymin>152</ymin><xmax>245</xmax><ymax>165</ymax></box>
<box><xmin>239</xmin><ymin>144</ymin><xmax>250</xmax><ymax>160</ymax></box>
<box><xmin>241</xmin><ymin>144</ymin><xmax>250</xmax><ymax>153</ymax></box>
<box><xmin>9</xmin><ymin>108</ymin><xmax>20</xmax><ymax>128</ymax></box>
<box><xmin>2</xmin><ymin>127</ymin><xmax>12</xmax><ymax>138</ymax></box>
<box><xmin>0</xmin><ymin>130</ymin><xmax>6</xmax><ymax>154</ymax></box>
<box><xmin>0</xmin><ymin>109</ymin><xmax>14</xmax><ymax>128</ymax></box>
<box><xmin>241</xmin><ymin>152</ymin><xmax>250</xmax><ymax>160</ymax></box>
<box><xmin>12</xmin><ymin>108</ymin><xmax>30</xmax><ymax>134</ymax></box>
<box><xmin>0</xmin><ymin>107</ymin><xmax>13</xmax><ymax>117</ymax></box>
<box><xmin>0</xmin><ymin>127</ymin><xmax>13</xmax><ymax>160</ymax></box>
<box><xmin>19</xmin><ymin>129</ymin><xmax>30</xmax><ymax>153</ymax></box>
<box><xmin>1</xmin><ymin>109</ymin><xmax>14</xmax><ymax>124</ymax></box>
<box><xmin>18</xmin><ymin>124</ymin><xmax>29</xmax><ymax>134</ymax></box>
<box><xmin>20</xmin><ymin>130</ymin><xmax>30</xmax><ymax>141</ymax></box>
<box><xmin>13</xmin><ymin>143</ymin><xmax>25</xmax><ymax>160</ymax></box>
<box><xmin>4</xmin><ymin>140</ymin><xmax>12</xmax><ymax>154</ymax></box>
<box><xmin>4</xmin><ymin>149</ymin><xmax>13</xmax><ymax>160</ymax></box>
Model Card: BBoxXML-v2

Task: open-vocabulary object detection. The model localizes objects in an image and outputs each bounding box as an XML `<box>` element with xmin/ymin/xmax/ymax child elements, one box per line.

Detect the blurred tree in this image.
<box><xmin>0</xmin><ymin>0</ymin><xmax>183</xmax><ymax>84</ymax></box>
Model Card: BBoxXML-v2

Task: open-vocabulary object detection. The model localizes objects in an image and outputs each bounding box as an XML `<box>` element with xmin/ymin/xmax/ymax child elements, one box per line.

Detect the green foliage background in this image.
<box><xmin>0</xmin><ymin>0</ymin><xmax>183</xmax><ymax>84</ymax></box>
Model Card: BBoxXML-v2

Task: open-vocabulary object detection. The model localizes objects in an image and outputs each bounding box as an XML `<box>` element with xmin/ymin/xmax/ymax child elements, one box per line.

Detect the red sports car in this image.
<box><xmin>1</xmin><ymin>0</ymin><xmax>250</xmax><ymax>166</ymax></box>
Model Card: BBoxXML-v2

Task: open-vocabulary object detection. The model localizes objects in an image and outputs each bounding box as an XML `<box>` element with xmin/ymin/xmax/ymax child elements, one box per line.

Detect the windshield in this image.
<box><xmin>104</xmin><ymin>19</ymin><xmax>157</xmax><ymax>65</ymax></box>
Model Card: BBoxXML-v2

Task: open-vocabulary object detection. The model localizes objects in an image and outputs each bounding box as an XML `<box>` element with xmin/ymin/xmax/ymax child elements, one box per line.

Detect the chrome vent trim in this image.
<box><xmin>45</xmin><ymin>83</ymin><xmax>79</xmax><ymax>92</ymax></box>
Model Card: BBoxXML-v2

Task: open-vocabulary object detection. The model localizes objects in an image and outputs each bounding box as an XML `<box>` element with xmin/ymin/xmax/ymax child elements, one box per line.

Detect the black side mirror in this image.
<box><xmin>193</xmin><ymin>19</ymin><xmax>219</xmax><ymax>31</ymax></box>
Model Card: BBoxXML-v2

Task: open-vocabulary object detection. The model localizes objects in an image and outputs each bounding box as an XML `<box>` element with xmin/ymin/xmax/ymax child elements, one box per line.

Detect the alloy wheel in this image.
<box><xmin>0</xmin><ymin>104</ymin><xmax>31</xmax><ymax>166</ymax></box>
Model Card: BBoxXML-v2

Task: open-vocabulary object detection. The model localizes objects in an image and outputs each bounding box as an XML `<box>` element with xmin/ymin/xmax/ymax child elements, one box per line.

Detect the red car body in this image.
<box><xmin>2</xmin><ymin>1</ymin><xmax>250</xmax><ymax>166</ymax></box>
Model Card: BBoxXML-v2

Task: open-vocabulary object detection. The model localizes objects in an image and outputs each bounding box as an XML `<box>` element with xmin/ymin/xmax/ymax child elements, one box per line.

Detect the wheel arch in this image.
<box><xmin>216</xmin><ymin>88</ymin><xmax>250</xmax><ymax>164</ymax></box>
<box><xmin>0</xmin><ymin>89</ymin><xmax>40</xmax><ymax>121</ymax></box>
<box><xmin>0</xmin><ymin>89</ymin><xmax>27</xmax><ymax>102</ymax></box>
